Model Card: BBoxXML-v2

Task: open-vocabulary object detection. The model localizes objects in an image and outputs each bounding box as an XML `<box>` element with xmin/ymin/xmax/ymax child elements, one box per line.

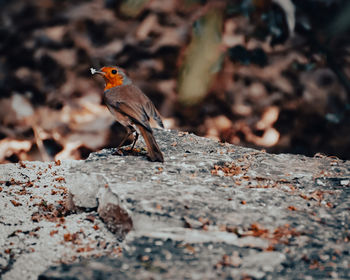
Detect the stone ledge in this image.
<box><xmin>1</xmin><ymin>129</ymin><xmax>349</xmax><ymax>279</ymax></box>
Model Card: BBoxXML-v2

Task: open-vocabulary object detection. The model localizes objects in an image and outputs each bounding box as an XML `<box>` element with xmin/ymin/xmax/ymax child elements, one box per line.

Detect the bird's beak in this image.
<box><xmin>90</xmin><ymin>67</ymin><xmax>105</xmax><ymax>75</ymax></box>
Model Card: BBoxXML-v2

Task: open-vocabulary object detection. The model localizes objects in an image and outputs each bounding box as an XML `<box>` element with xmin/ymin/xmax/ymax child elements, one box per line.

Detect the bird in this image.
<box><xmin>91</xmin><ymin>66</ymin><xmax>164</xmax><ymax>162</ymax></box>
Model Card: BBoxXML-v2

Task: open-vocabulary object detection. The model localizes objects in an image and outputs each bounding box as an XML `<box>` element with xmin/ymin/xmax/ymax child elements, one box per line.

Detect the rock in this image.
<box><xmin>97</xmin><ymin>186</ymin><xmax>133</xmax><ymax>238</ymax></box>
<box><xmin>1</xmin><ymin>129</ymin><xmax>350</xmax><ymax>279</ymax></box>
<box><xmin>66</xmin><ymin>173</ymin><xmax>107</xmax><ymax>209</ymax></box>
<box><xmin>241</xmin><ymin>251</ymin><xmax>286</xmax><ymax>272</ymax></box>
<box><xmin>0</xmin><ymin>160</ymin><xmax>119</xmax><ymax>280</ymax></box>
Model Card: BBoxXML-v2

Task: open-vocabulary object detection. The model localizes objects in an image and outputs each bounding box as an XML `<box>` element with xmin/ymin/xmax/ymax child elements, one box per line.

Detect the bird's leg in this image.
<box><xmin>130</xmin><ymin>132</ymin><xmax>139</xmax><ymax>150</ymax></box>
<box><xmin>116</xmin><ymin>131</ymin><xmax>131</xmax><ymax>149</ymax></box>
<box><xmin>113</xmin><ymin>126</ymin><xmax>133</xmax><ymax>156</ymax></box>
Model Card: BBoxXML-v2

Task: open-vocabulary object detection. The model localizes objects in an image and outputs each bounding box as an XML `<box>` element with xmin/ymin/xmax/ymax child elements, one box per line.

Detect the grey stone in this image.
<box><xmin>66</xmin><ymin>173</ymin><xmax>107</xmax><ymax>209</ymax></box>
<box><xmin>97</xmin><ymin>186</ymin><xmax>133</xmax><ymax>238</ymax></box>
<box><xmin>1</xmin><ymin>129</ymin><xmax>350</xmax><ymax>280</ymax></box>
<box><xmin>241</xmin><ymin>251</ymin><xmax>286</xmax><ymax>271</ymax></box>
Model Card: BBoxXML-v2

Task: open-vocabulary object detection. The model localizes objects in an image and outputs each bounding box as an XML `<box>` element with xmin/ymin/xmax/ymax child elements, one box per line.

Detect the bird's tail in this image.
<box><xmin>137</xmin><ymin>125</ymin><xmax>164</xmax><ymax>162</ymax></box>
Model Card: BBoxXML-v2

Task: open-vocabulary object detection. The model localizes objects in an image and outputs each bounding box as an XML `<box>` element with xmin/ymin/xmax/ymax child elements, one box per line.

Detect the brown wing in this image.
<box><xmin>115</xmin><ymin>102</ymin><xmax>152</xmax><ymax>132</ymax></box>
<box><xmin>143</xmin><ymin>99</ymin><xmax>164</xmax><ymax>128</ymax></box>
<box><xmin>104</xmin><ymin>85</ymin><xmax>163</xmax><ymax>131</ymax></box>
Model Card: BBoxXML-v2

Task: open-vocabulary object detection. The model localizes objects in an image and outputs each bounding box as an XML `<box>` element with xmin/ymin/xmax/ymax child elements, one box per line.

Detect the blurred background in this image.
<box><xmin>0</xmin><ymin>0</ymin><xmax>349</xmax><ymax>163</ymax></box>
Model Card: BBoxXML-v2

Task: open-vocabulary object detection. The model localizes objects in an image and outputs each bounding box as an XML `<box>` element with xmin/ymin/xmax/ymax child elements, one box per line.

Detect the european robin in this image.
<box><xmin>91</xmin><ymin>66</ymin><xmax>164</xmax><ymax>162</ymax></box>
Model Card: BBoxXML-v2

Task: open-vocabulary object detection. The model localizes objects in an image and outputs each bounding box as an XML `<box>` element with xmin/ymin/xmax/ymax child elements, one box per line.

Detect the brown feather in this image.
<box><xmin>136</xmin><ymin>125</ymin><xmax>164</xmax><ymax>162</ymax></box>
<box><xmin>103</xmin><ymin>84</ymin><xmax>164</xmax><ymax>162</ymax></box>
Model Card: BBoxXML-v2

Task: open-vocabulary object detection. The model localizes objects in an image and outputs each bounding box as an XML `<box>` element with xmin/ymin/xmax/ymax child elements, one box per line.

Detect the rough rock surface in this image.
<box><xmin>1</xmin><ymin>129</ymin><xmax>350</xmax><ymax>279</ymax></box>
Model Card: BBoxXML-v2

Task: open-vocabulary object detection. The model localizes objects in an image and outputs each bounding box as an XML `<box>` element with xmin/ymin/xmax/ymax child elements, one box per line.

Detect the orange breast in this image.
<box><xmin>104</xmin><ymin>74</ymin><xmax>123</xmax><ymax>90</ymax></box>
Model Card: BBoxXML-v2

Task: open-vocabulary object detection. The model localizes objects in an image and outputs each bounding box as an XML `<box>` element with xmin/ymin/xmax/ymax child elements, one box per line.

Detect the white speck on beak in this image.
<box><xmin>90</xmin><ymin>67</ymin><xmax>98</xmax><ymax>75</ymax></box>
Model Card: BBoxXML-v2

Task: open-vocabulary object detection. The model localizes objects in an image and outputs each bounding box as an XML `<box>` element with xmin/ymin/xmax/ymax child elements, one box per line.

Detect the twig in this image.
<box><xmin>32</xmin><ymin>125</ymin><xmax>50</xmax><ymax>161</ymax></box>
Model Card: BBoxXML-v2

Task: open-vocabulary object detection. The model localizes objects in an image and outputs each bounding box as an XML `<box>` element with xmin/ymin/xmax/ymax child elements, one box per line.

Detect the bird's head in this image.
<box><xmin>91</xmin><ymin>66</ymin><xmax>131</xmax><ymax>90</ymax></box>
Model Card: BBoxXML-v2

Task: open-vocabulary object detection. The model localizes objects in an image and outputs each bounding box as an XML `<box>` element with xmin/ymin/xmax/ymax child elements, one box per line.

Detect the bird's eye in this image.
<box><xmin>111</xmin><ymin>69</ymin><xmax>117</xmax><ymax>74</ymax></box>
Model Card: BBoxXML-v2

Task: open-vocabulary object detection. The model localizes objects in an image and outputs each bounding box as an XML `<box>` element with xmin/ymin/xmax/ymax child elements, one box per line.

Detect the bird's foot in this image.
<box><xmin>112</xmin><ymin>147</ymin><xmax>141</xmax><ymax>156</ymax></box>
<box><xmin>124</xmin><ymin>146</ymin><xmax>142</xmax><ymax>155</ymax></box>
<box><xmin>112</xmin><ymin>149</ymin><xmax>124</xmax><ymax>156</ymax></box>
<box><xmin>123</xmin><ymin>146</ymin><xmax>132</xmax><ymax>152</ymax></box>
